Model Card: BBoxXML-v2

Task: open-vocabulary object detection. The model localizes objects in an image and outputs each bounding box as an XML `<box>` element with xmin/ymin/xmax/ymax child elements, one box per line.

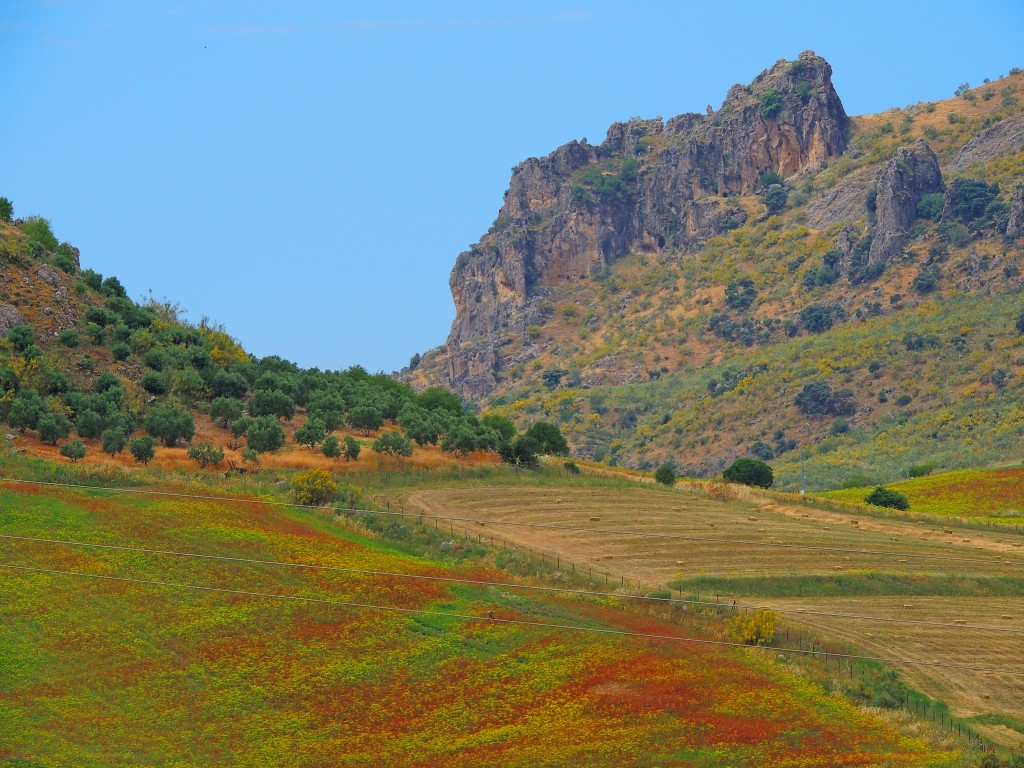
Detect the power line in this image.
<box><xmin>3</xmin><ymin>561</ymin><xmax>1022</xmax><ymax>677</ymax></box>
<box><xmin>3</xmin><ymin>477</ymin><xmax>1021</xmax><ymax>568</ymax></box>
<box><xmin>3</xmin><ymin>532</ymin><xmax>1020</xmax><ymax>635</ymax></box>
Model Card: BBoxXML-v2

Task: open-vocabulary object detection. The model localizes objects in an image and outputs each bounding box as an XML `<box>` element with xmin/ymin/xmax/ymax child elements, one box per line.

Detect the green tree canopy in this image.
<box><xmin>865</xmin><ymin>486</ymin><xmax>910</xmax><ymax>510</ymax></box>
<box><xmin>654</xmin><ymin>463</ymin><xmax>676</xmax><ymax>485</ymax></box>
<box><xmin>129</xmin><ymin>436</ymin><xmax>156</xmax><ymax>464</ymax></box>
<box><xmin>144</xmin><ymin>404</ymin><xmax>195</xmax><ymax>447</ymax></box>
<box><xmin>37</xmin><ymin>412</ymin><xmax>73</xmax><ymax>445</ymax></box>
<box><xmin>209</xmin><ymin>397</ymin><xmax>244</xmax><ymax>427</ymax></box>
<box><xmin>246</xmin><ymin>415</ymin><xmax>286</xmax><ymax>454</ymax></box>
<box><xmin>294</xmin><ymin>418</ymin><xmax>326</xmax><ymax>450</ymax></box>
<box><xmin>60</xmin><ymin>438</ymin><xmax>87</xmax><ymax>463</ymax></box>
<box><xmin>524</xmin><ymin>421</ymin><xmax>569</xmax><ymax>456</ymax></box>
<box><xmin>343</xmin><ymin>435</ymin><xmax>361</xmax><ymax>462</ymax></box>
<box><xmin>723</xmin><ymin>458</ymin><xmax>774</xmax><ymax>488</ymax></box>
<box><xmin>187</xmin><ymin>442</ymin><xmax>224</xmax><ymax>468</ymax></box>
<box><xmin>101</xmin><ymin>428</ymin><xmax>128</xmax><ymax>455</ymax></box>
<box><xmin>372</xmin><ymin>431</ymin><xmax>413</xmax><ymax>457</ymax></box>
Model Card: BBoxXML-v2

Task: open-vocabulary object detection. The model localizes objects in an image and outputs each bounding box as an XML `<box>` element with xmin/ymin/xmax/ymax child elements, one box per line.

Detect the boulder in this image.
<box><xmin>0</xmin><ymin>303</ymin><xmax>27</xmax><ymax>335</ymax></box>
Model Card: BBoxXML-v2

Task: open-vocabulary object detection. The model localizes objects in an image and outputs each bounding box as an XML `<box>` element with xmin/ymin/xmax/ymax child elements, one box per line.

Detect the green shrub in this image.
<box><xmin>865</xmin><ymin>486</ymin><xmax>909</xmax><ymax>510</ymax></box>
<box><xmin>0</xmin><ymin>197</ymin><xmax>12</xmax><ymax>222</ymax></box>
<box><xmin>21</xmin><ymin>216</ymin><xmax>58</xmax><ymax>252</ymax></box>
<box><xmin>111</xmin><ymin>341</ymin><xmax>131</xmax><ymax>362</ymax></box>
<box><xmin>101</xmin><ymin>428</ymin><xmax>128</xmax><ymax>456</ymax></box>
<box><xmin>760</xmin><ymin>88</ymin><xmax>783</xmax><ymax>119</ymax></box>
<box><xmin>654</xmin><ymin>463</ymin><xmax>676</xmax><ymax>485</ymax></box>
<box><xmin>59</xmin><ymin>438</ymin><xmax>87</xmax><ymax>463</ymax></box>
<box><xmin>372</xmin><ymin>431</ymin><xmax>414</xmax><ymax>457</ymax></box>
<box><xmin>187</xmin><ymin>442</ymin><xmax>224</xmax><ymax>468</ymax></box>
<box><xmin>58</xmin><ymin>329</ymin><xmax>80</xmax><ymax>348</ymax></box>
<box><xmin>915</xmin><ymin>193</ymin><xmax>943</xmax><ymax>221</ymax></box>
<box><xmin>799</xmin><ymin>304</ymin><xmax>834</xmax><ymax>333</ymax></box>
<box><xmin>911</xmin><ymin>265</ymin><xmax>940</xmax><ymax>294</ymax></box>
<box><xmin>343</xmin><ymin>435</ymin><xmax>361</xmax><ymax>462</ymax></box>
<box><xmin>37</xmin><ymin>412</ymin><xmax>72</xmax><ymax>444</ymax></box>
<box><xmin>524</xmin><ymin>421</ymin><xmax>569</xmax><ymax>455</ymax></box>
<box><xmin>907</xmin><ymin>461</ymin><xmax>937</xmax><ymax>478</ymax></box>
<box><xmin>246</xmin><ymin>415</ymin><xmax>285</xmax><ymax>454</ymax></box>
<box><xmin>723</xmin><ymin>458</ymin><xmax>773</xmax><ymax>488</ymax></box>
<box><xmin>144</xmin><ymin>404</ymin><xmax>195</xmax><ymax>447</ymax></box>
<box><xmin>322</xmin><ymin>434</ymin><xmax>341</xmax><ymax>459</ymax></box>
<box><xmin>140</xmin><ymin>370</ymin><xmax>167</xmax><ymax>395</ymax></box>
<box><xmin>291</xmin><ymin>468</ymin><xmax>338</xmax><ymax>506</ymax></box>
<box><xmin>763</xmin><ymin>185</ymin><xmax>788</xmax><ymax>215</ymax></box>
<box><xmin>129</xmin><ymin>436</ymin><xmax>156</xmax><ymax>464</ymax></box>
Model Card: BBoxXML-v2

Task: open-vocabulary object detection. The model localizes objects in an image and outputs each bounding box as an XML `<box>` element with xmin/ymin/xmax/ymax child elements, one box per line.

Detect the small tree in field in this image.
<box><xmin>129</xmin><ymin>436</ymin><xmax>156</xmax><ymax>465</ymax></box>
<box><xmin>342</xmin><ymin>435</ymin><xmax>361</xmax><ymax>462</ymax></box>
<box><xmin>373</xmin><ymin>431</ymin><xmax>413</xmax><ymax>457</ymax></box>
<box><xmin>729</xmin><ymin>609</ymin><xmax>776</xmax><ymax>645</ymax></box>
<box><xmin>144</xmin><ymin>404</ymin><xmax>195</xmax><ymax>447</ymax></box>
<box><xmin>654</xmin><ymin>463</ymin><xmax>676</xmax><ymax>485</ymax></box>
<box><xmin>209</xmin><ymin>397</ymin><xmax>244</xmax><ymax>428</ymax></box>
<box><xmin>187</xmin><ymin>442</ymin><xmax>224</xmax><ymax>468</ymax></box>
<box><xmin>37</xmin><ymin>412</ymin><xmax>72</xmax><ymax>445</ymax></box>
<box><xmin>524</xmin><ymin>421</ymin><xmax>569</xmax><ymax>455</ymax></box>
<box><xmin>723</xmin><ymin>458</ymin><xmax>773</xmax><ymax>488</ymax></box>
<box><xmin>321</xmin><ymin>434</ymin><xmax>341</xmax><ymax>459</ymax></box>
<box><xmin>101</xmin><ymin>427</ymin><xmax>128</xmax><ymax>455</ymax></box>
<box><xmin>246</xmin><ymin>416</ymin><xmax>285</xmax><ymax>454</ymax></box>
<box><xmin>60</xmin><ymin>439</ymin><xmax>87</xmax><ymax>463</ymax></box>
<box><xmin>294</xmin><ymin>418</ymin><xmax>326</xmax><ymax>450</ymax></box>
<box><xmin>291</xmin><ymin>468</ymin><xmax>338</xmax><ymax>506</ymax></box>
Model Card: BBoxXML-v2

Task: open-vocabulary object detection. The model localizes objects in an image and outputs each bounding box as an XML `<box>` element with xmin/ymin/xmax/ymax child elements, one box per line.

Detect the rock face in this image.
<box><xmin>948</xmin><ymin>114</ymin><xmax>1024</xmax><ymax>173</ymax></box>
<box><xmin>1005</xmin><ymin>184</ymin><xmax>1024</xmax><ymax>240</ymax></box>
<box><xmin>446</xmin><ymin>52</ymin><xmax>849</xmax><ymax>398</ymax></box>
<box><xmin>867</xmin><ymin>140</ymin><xmax>943</xmax><ymax>269</ymax></box>
<box><xmin>0</xmin><ymin>303</ymin><xmax>27</xmax><ymax>335</ymax></box>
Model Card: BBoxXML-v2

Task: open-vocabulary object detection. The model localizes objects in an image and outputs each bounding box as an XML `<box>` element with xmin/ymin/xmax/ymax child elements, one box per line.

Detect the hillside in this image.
<box><xmin>0</xmin><ymin>210</ymin><xmax>522</xmax><ymax>476</ymax></box>
<box><xmin>404</xmin><ymin>54</ymin><xmax>1024</xmax><ymax>488</ymax></box>
<box><xmin>0</xmin><ymin>472</ymin><xmax>944</xmax><ymax>766</ymax></box>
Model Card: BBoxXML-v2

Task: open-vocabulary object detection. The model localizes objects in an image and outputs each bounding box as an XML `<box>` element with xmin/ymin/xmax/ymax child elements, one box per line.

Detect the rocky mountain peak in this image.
<box><xmin>442</xmin><ymin>53</ymin><xmax>849</xmax><ymax>399</ymax></box>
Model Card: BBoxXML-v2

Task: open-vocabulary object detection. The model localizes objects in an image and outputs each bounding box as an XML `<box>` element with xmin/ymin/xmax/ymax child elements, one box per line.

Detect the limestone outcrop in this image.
<box><xmin>867</xmin><ymin>140</ymin><xmax>943</xmax><ymax>269</ymax></box>
<box><xmin>445</xmin><ymin>52</ymin><xmax>850</xmax><ymax>398</ymax></box>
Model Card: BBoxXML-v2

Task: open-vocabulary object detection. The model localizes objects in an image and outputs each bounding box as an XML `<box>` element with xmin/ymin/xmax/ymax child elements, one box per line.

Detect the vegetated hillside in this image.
<box><xmin>0</xmin><ymin>208</ymin><xmax>527</xmax><ymax>473</ymax></box>
<box><xmin>823</xmin><ymin>466</ymin><xmax>1024</xmax><ymax>523</ymax></box>
<box><xmin>0</xmin><ymin>475</ymin><xmax>942</xmax><ymax>766</ymax></box>
<box><xmin>404</xmin><ymin>55</ymin><xmax>1024</xmax><ymax>489</ymax></box>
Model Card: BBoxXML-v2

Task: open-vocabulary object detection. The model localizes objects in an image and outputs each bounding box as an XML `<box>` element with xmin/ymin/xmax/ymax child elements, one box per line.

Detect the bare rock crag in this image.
<box><xmin>867</xmin><ymin>140</ymin><xmax>943</xmax><ymax>269</ymax></box>
<box><xmin>446</xmin><ymin>52</ymin><xmax>850</xmax><ymax>398</ymax></box>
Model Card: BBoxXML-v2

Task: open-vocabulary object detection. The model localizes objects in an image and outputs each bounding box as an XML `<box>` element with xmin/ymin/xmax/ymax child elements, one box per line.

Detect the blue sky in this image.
<box><xmin>2</xmin><ymin>1</ymin><xmax>1022</xmax><ymax>373</ymax></box>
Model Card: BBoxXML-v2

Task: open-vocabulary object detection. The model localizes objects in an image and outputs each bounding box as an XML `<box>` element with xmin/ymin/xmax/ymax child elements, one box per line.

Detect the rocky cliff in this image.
<box><xmin>866</xmin><ymin>139</ymin><xmax>943</xmax><ymax>269</ymax></box>
<box><xmin>444</xmin><ymin>51</ymin><xmax>849</xmax><ymax>398</ymax></box>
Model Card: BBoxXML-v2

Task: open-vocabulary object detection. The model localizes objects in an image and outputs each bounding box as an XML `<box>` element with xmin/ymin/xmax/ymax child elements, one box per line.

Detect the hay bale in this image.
<box><xmin>589</xmin><ymin>516</ymin><xmax>600</xmax><ymax>521</ymax></box>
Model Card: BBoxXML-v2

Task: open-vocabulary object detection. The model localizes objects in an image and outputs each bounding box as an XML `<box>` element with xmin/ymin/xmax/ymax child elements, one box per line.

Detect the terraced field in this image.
<box><xmin>402</xmin><ymin>482</ymin><xmax>1024</xmax><ymax>747</ymax></box>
